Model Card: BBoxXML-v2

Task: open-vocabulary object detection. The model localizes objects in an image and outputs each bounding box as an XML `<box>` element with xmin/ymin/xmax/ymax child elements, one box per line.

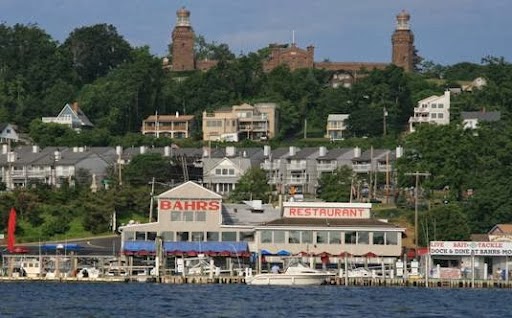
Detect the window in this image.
<box><xmin>147</xmin><ymin>232</ymin><xmax>157</xmax><ymax>241</ymax></box>
<box><xmin>222</xmin><ymin>232</ymin><xmax>237</xmax><ymax>241</ymax></box>
<box><xmin>438</xmin><ymin>103</ymin><xmax>444</xmax><ymax>109</ymax></box>
<box><xmin>289</xmin><ymin>231</ymin><xmax>300</xmax><ymax>244</ymax></box>
<box><xmin>345</xmin><ymin>231</ymin><xmax>357</xmax><ymax>244</ymax></box>
<box><xmin>124</xmin><ymin>231</ymin><xmax>135</xmax><ymax>241</ymax></box>
<box><xmin>431</xmin><ymin>103</ymin><xmax>437</xmax><ymax>108</ymax></box>
<box><xmin>438</xmin><ymin>113</ymin><xmax>444</xmax><ymax>119</ymax></box>
<box><xmin>373</xmin><ymin>232</ymin><xmax>385</xmax><ymax>245</ymax></box>
<box><xmin>191</xmin><ymin>232</ymin><xmax>204</xmax><ymax>241</ymax></box>
<box><xmin>261</xmin><ymin>230</ymin><xmax>272</xmax><ymax>243</ymax></box>
<box><xmin>240</xmin><ymin>231</ymin><xmax>254</xmax><ymax>242</ymax></box>
<box><xmin>216</xmin><ymin>168</ymin><xmax>235</xmax><ymax>176</ymax></box>
<box><xmin>177</xmin><ymin>232</ymin><xmax>189</xmax><ymax>241</ymax></box>
<box><xmin>316</xmin><ymin>231</ymin><xmax>328</xmax><ymax>244</ymax></box>
<box><xmin>386</xmin><ymin>232</ymin><xmax>398</xmax><ymax>245</ymax></box>
<box><xmin>329</xmin><ymin>231</ymin><xmax>341</xmax><ymax>244</ymax></box>
<box><xmin>357</xmin><ymin>232</ymin><xmax>370</xmax><ymax>245</ymax></box>
<box><xmin>301</xmin><ymin>231</ymin><xmax>313</xmax><ymax>244</ymax></box>
<box><xmin>431</xmin><ymin>113</ymin><xmax>437</xmax><ymax>119</ymax></box>
<box><xmin>161</xmin><ymin>231</ymin><xmax>174</xmax><ymax>241</ymax></box>
<box><xmin>207</xmin><ymin>232</ymin><xmax>219</xmax><ymax>242</ymax></box>
<box><xmin>195</xmin><ymin>211</ymin><xmax>206</xmax><ymax>222</ymax></box>
<box><xmin>274</xmin><ymin>231</ymin><xmax>285</xmax><ymax>243</ymax></box>
<box><xmin>135</xmin><ymin>232</ymin><xmax>146</xmax><ymax>240</ymax></box>
<box><xmin>171</xmin><ymin>212</ymin><xmax>181</xmax><ymax>221</ymax></box>
<box><xmin>183</xmin><ymin>211</ymin><xmax>194</xmax><ymax>222</ymax></box>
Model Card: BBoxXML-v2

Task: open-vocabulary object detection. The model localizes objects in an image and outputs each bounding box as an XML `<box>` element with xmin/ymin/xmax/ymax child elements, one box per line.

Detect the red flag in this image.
<box><xmin>7</xmin><ymin>207</ymin><xmax>16</xmax><ymax>253</ymax></box>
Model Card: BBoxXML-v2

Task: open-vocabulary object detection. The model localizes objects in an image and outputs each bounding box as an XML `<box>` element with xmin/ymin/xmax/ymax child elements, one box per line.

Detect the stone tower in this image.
<box><xmin>171</xmin><ymin>7</ymin><xmax>195</xmax><ymax>71</ymax></box>
<box><xmin>391</xmin><ymin>10</ymin><xmax>415</xmax><ymax>72</ymax></box>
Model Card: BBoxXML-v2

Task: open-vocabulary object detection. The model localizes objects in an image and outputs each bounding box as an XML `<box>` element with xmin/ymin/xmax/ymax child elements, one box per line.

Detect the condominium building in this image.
<box><xmin>202</xmin><ymin>103</ymin><xmax>278</xmax><ymax>142</ymax></box>
<box><xmin>141</xmin><ymin>113</ymin><xmax>194</xmax><ymax>139</ymax></box>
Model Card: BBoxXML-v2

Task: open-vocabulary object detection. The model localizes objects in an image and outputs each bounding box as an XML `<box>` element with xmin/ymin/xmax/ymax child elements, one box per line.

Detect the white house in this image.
<box><xmin>409</xmin><ymin>91</ymin><xmax>450</xmax><ymax>132</ymax></box>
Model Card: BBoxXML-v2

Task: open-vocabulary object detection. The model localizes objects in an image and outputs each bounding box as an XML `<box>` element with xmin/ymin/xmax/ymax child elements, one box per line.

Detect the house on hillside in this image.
<box><xmin>0</xmin><ymin>123</ymin><xmax>19</xmax><ymax>143</ymax></box>
<box><xmin>42</xmin><ymin>102</ymin><xmax>94</xmax><ymax>131</ymax></box>
<box><xmin>325</xmin><ymin>114</ymin><xmax>349</xmax><ymax>141</ymax></box>
<box><xmin>461</xmin><ymin>110</ymin><xmax>500</xmax><ymax>130</ymax></box>
<box><xmin>141</xmin><ymin>112</ymin><xmax>194</xmax><ymax>139</ymax></box>
<box><xmin>409</xmin><ymin>91</ymin><xmax>450</xmax><ymax>132</ymax></box>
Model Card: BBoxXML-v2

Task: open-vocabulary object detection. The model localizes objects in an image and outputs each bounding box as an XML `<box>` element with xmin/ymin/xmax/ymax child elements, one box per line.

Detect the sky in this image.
<box><xmin>1</xmin><ymin>0</ymin><xmax>511</xmax><ymax>66</ymax></box>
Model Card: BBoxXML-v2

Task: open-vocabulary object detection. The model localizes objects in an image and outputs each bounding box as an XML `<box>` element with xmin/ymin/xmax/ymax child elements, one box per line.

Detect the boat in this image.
<box><xmin>245</xmin><ymin>259</ymin><xmax>335</xmax><ymax>286</ymax></box>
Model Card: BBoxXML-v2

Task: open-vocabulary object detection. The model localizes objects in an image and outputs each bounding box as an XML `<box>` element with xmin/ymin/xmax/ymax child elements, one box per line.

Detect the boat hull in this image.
<box><xmin>245</xmin><ymin>273</ymin><xmax>332</xmax><ymax>286</ymax></box>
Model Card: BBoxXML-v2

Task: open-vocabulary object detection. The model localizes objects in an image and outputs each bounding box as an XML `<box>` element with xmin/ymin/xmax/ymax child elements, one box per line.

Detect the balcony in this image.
<box><xmin>317</xmin><ymin>162</ymin><xmax>337</xmax><ymax>171</ymax></box>
<box><xmin>260</xmin><ymin>161</ymin><xmax>280</xmax><ymax>170</ymax></box>
<box><xmin>286</xmin><ymin>162</ymin><xmax>307</xmax><ymax>170</ymax></box>
<box><xmin>352</xmin><ymin>163</ymin><xmax>371</xmax><ymax>173</ymax></box>
<box><xmin>377</xmin><ymin>163</ymin><xmax>393</xmax><ymax>172</ymax></box>
<box><xmin>286</xmin><ymin>176</ymin><xmax>307</xmax><ymax>184</ymax></box>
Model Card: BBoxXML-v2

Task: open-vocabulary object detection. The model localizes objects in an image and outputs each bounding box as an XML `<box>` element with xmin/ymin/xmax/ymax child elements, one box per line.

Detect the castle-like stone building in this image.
<box><xmin>166</xmin><ymin>8</ymin><xmax>415</xmax><ymax>74</ymax></box>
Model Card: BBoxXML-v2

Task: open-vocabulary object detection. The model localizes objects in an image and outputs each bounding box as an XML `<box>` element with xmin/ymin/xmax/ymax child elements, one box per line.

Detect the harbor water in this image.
<box><xmin>0</xmin><ymin>282</ymin><xmax>510</xmax><ymax>317</ymax></box>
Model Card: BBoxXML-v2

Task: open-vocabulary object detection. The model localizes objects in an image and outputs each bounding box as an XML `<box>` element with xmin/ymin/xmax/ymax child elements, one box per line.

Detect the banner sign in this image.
<box><xmin>283</xmin><ymin>202</ymin><xmax>371</xmax><ymax>219</ymax></box>
<box><xmin>430</xmin><ymin>241</ymin><xmax>512</xmax><ymax>256</ymax></box>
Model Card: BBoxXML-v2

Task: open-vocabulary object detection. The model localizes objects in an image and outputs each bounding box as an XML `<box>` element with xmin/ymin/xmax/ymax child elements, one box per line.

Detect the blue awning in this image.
<box><xmin>124</xmin><ymin>241</ymin><xmax>155</xmax><ymax>253</ymax></box>
<box><xmin>163</xmin><ymin>241</ymin><xmax>248</xmax><ymax>254</ymax></box>
<box><xmin>122</xmin><ymin>241</ymin><xmax>249</xmax><ymax>256</ymax></box>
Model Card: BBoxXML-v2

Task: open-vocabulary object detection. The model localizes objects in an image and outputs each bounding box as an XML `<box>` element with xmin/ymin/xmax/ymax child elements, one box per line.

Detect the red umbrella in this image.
<box><xmin>363</xmin><ymin>252</ymin><xmax>378</xmax><ymax>258</ymax></box>
<box><xmin>339</xmin><ymin>251</ymin><xmax>352</xmax><ymax>257</ymax></box>
<box><xmin>186</xmin><ymin>251</ymin><xmax>198</xmax><ymax>257</ymax></box>
<box><xmin>296</xmin><ymin>251</ymin><xmax>311</xmax><ymax>257</ymax></box>
<box><xmin>7</xmin><ymin>207</ymin><xmax>16</xmax><ymax>253</ymax></box>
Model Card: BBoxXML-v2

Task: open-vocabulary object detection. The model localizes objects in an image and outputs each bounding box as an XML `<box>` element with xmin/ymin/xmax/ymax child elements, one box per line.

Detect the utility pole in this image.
<box><xmin>405</xmin><ymin>171</ymin><xmax>430</xmax><ymax>255</ymax></box>
<box><xmin>383</xmin><ymin>107</ymin><xmax>388</xmax><ymax>136</ymax></box>
<box><xmin>149</xmin><ymin>177</ymin><xmax>155</xmax><ymax>222</ymax></box>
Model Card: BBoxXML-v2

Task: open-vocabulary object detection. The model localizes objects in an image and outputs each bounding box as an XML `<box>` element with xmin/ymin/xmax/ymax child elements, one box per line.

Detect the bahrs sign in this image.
<box><xmin>159</xmin><ymin>199</ymin><xmax>220</xmax><ymax>211</ymax></box>
<box><xmin>283</xmin><ymin>202</ymin><xmax>371</xmax><ymax>219</ymax></box>
<box><xmin>430</xmin><ymin>241</ymin><xmax>512</xmax><ymax>256</ymax></box>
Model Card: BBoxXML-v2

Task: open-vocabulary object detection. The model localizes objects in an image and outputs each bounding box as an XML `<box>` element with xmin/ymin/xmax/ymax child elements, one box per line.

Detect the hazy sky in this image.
<box><xmin>1</xmin><ymin>0</ymin><xmax>511</xmax><ymax>65</ymax></box>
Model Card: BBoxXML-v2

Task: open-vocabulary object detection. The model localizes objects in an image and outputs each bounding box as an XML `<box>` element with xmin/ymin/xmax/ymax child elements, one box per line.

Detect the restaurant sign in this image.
<box><xmin>430</xmin><ymin>241</ymin><xmax>512</xmax><ymax>256</ymax></box>
<box><xmin>283</xmin><ymin>202</ymin><xmax>371</xmax><ymax>219</ymax></box>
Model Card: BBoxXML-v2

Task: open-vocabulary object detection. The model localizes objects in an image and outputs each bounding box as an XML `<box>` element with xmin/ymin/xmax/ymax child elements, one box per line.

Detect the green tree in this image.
<box><xmin>123</xmin><ymin>153</ymin><xmax>175</xmax><ymax>186</ymax></box>
<box><xmin>63</xmin><ymin>23</ymin><xmax>132</xmax><ymax>85</ymax></box>
<box><xmin>317</xmin><ymin>167</ymin><xmax>353</xmax><ymax>202</ymax></box>
<box><xmin>419</xmin><ymin>203</ymin><xmax>470</xmax><ymax>245</ymax></box>
<box><xmin>229</xmin><ymin>167</ymin><xmax>269</xmax><ymax>202</ymax></box>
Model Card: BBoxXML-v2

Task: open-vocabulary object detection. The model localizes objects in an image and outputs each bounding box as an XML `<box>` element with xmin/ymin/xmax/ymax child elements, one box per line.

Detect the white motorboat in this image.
<box><xmin>245</xmin><ymin>260</ymin><xmax>335</xmax><ymax>286</ymax></box>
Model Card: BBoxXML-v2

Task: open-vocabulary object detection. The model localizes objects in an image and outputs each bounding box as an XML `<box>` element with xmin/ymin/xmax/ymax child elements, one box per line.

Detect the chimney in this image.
<box><xmin>116</xmin><ymin>146</ymin><xmax>123</xmax><ymax>157</ymax></box>
<box><xmin>354</xmin><ymin>147</ymin><xmax>361</xmax><ymax>158</ymax></box>
<box><xmin>319</xmin><ymin>146</ymin><xmax>327</xmax><ymax>157</ymax></box>
<box><xmin>226</xmin><ymin>146</ymin><xmax>236</xmax><ymax>157</ymax></box>
<box><xmin>140</xmin><ymin>146</ymin><xmax>146</xmax><ymax>154</ymax></box>
<box><xmin>176</xmin><ymin>111</ymin><xmax>179</xmax><ymax>118</ymax></box>
<box><xmin>289</xmin><ymin>146</ymin><xmax>296</xmax><ymax>157</ymax></box>
<box><xmin>2</xmin><ymin>144</ymin><xmax>8</xmax><ymax>154</ymax></box>
<box><xmin>32</xmin><ymin>145</ymin><xmax>40</xmax><ymax>153</ymax></box>
<box><xmin>164</xmin><ymin>146</ymin><xmax>171</xmax><ymax>157</ymax></box>
<box><xmin>396</xmin><ymin>146</ymin><xmax>403</xmax><ymax>159</ymax></box>
<box><xmin>263</xmin><ymin>145</ymin><xmax>271</xmax><ymax>157</ymax></box>
<box><xmin>72</xmin><ymin>102</ymin><xmax>79</xmax><ymax>113</ymax></box>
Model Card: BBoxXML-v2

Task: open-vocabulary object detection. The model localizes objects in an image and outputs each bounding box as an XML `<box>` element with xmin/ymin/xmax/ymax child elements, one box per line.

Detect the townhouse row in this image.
<box><xmin>0</xmin><ymin>144</ymin><xmax>402</xmax><ymax>198</ymax></box>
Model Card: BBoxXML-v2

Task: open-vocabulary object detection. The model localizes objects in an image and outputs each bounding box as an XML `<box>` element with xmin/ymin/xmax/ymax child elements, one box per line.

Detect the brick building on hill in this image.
<box><xmin>165</xmin><ymin>8</ymin><xmax>416</xmax><ymax>74</ymax></box>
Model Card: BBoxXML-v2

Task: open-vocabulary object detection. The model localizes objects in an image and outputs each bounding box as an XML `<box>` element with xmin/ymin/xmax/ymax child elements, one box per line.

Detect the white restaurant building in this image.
<box><xmin>119</xmin><ymin>182</ymin><xmax>405</xmax><ymax>272</ymax></box>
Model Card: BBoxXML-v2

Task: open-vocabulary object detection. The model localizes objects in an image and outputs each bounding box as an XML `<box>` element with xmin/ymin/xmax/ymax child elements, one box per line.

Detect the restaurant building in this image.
<box><xmin>119</xmin><ymin>182</ymin><xmax>405</xmax><ymax>272</ymax></box>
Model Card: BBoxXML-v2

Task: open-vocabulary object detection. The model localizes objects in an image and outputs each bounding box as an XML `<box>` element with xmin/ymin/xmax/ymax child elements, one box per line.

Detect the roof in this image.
<box><xmin>259</xmin><ymin>217</ymin><xmax>402</xmax><ymax>229</ymax></box>
<box><xmin>222</xmin><ymin>202</ymin><xmax>282</xmax><ymax>225</ymax></box>
<box><xmin>461</xmin><ymin>111</ymin><xmax>501</xmax><ymax>122</ymax></box>
<box><xmin>145</xmin><ymin>114</ymin><xmax>194</xmax><ymax>122</ymax></box>
<box><xmin>317</xmin><ymin>148</ymin><xmax>353</xmax><ymax>160</ymax></box>
<box><xmin>489</xmin><ymin>224</ymin><xmax>512</xmax><ymax>234</ymax></box>
<box><xmin>327</xmin><ymin>114</ymin><xmax>349</xmax><ymax>121</ymax></box>
<box><xmin>158</xmin><ymin>181</ymin><xmax>222</xmax><ymax>200</ymax></box>
<box><xmin>288</xmin><ymin>147</ymin><xmax>319</xmax><ymax>160</ymax></box>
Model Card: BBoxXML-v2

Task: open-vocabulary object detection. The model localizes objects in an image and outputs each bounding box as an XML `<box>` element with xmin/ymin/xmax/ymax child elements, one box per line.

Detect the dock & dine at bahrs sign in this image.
<box><xmin>430</xmin><ymin>241</ymin><xmax>512</xmax><ymax>256</ymax></box>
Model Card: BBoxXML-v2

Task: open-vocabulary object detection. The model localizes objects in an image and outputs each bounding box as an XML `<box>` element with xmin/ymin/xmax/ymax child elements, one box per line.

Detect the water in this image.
<box><xmin>0</xmin><ymin>282</ymin><xmax>510</xmax><ymax>317</ymax></box>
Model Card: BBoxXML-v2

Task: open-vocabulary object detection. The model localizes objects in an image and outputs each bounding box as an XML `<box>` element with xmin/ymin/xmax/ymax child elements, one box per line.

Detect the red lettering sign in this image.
<box><xmin>159</xmin><ymin>200</ymin><xmax>220</xmax><ymax>211</ymax></box>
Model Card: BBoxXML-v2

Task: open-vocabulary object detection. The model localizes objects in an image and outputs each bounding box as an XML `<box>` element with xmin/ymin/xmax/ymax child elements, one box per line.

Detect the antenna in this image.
<box><xmin>292</xmin><ymin>30</ymin><xmax>295</xmax><ymax>45</ymax></box>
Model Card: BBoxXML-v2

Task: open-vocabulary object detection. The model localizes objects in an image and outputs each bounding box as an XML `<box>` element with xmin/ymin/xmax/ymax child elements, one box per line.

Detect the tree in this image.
<box><xmin>229</xmin><ymin>168</ymin><xmax>269</xmax><ymax>202</ymax></box>
<box><xmin>123</xmin><ymin>153</ymin><xmax>176</xmax><ymax>186</ymax></box>
<box><xmin>419</xmin><ymin>203</ymin><xmax>470</xmax><ymax>245</ymax></box>
<box><xmin>317</xmin><ymin>167</ymin><xmax>353</xmax><ymax>202</ymax></box>
<box><xmin>63</xmin><ymin>24</ymin><xmax>132</xmax><ymax>85</ymax></box>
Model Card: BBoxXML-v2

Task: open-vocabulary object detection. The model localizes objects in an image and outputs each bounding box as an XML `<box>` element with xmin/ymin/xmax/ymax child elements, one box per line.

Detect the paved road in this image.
<box><xmin>2</xmin><ymin>235</ymin><xmax>122</xmax><ymax>256</ymax></box>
